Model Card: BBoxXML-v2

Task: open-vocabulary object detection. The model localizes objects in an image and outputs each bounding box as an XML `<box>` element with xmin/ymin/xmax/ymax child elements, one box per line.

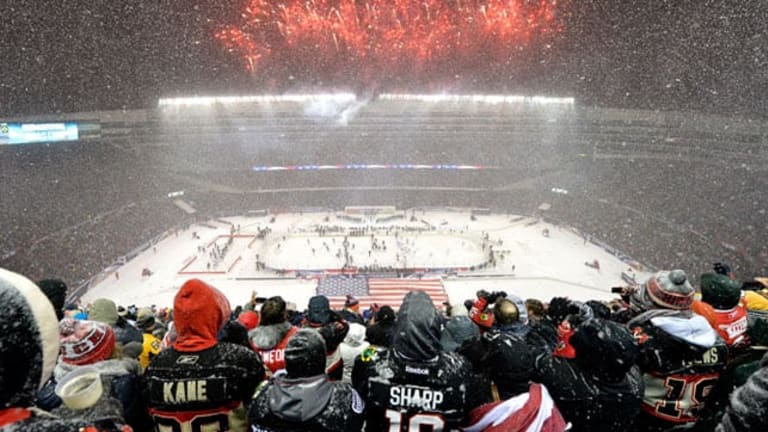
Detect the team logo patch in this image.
<box><xmin>360</xmin><ymin>346</ymin><xmax>377</xmax><ymax>362</ymax></box>
<box><xmin>176</xmin><ymin>355</ymin><xmax>199</xmax><ymax>365</ymax></box>
<box><xmin>351</xmin><ymin>389</ymin><xmax>365</xmax><ymax>414</ymax></box>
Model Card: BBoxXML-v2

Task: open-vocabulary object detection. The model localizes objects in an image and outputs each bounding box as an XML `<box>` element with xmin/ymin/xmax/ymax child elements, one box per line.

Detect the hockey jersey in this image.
<box><xmin>144</xmin><ymin>343</ymin><xmax>265</xmax><ymax>432</ymax></box>
<box><xmin>691</xmin><ymin>300</ymin><xmax>749</xmax><ymax>347</ymax></box>
<box><xmin>629</xmin><ymin>309</ymin><xmax>728</xmax><ymax>426</ymax></box>
<box><xmin>249</xmin><ymin>323</ymin><xmax>299</xmax><ymax>375</ymax></box>
<box><xmin>352</xmin><ymin>291</ymin><xmax>488</xmax><ymax>432</ymax></box>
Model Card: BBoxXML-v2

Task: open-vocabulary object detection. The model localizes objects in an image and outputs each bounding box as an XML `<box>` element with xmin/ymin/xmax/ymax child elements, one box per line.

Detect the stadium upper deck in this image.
<box><xmin>1</xmin><ymin>98</ymin><xmax>766</xmax><ymax>288</ymax></box>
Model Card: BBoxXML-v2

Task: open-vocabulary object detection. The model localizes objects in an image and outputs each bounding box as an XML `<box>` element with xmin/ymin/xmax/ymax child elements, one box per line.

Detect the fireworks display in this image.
<box><xmin>215</xmin><ymin>0</ymin><xmax>562</xmax><ymax>85</ymax></box>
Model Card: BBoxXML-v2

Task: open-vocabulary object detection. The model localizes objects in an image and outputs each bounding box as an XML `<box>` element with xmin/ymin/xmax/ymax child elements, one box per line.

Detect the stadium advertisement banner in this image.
<box><xmin>0</xmin><ymin>122</ymin><xmax>79</xmax><ymax>144</ymax></box>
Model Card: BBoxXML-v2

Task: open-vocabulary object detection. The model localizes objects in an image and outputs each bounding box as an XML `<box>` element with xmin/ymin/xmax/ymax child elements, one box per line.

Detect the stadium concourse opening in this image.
<box><xmin>81</xmin><ymin>207</ymin><xmax>641</xmax><ymax>313</ymax></box>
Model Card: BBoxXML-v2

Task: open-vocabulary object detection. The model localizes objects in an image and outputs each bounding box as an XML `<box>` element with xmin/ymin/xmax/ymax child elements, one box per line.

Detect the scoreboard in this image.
<box><xmin>0</xmin><ymin>122</ymin><xmax>79</xmax><ymax>145</ymax></box>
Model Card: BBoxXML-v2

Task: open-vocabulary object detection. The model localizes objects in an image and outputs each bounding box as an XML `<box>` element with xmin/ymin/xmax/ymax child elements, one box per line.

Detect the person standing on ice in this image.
<box><xmin>144</xmin><ymin>278</ymin><xmax>265</xmax><ymax>432</ymax></box>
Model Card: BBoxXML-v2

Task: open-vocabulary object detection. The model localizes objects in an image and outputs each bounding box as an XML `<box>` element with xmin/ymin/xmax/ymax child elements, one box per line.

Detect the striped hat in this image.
<box><xmin>59</xmin><ymin>319</ymin><xmax>116</xmax><ymax>365</ymax></box>
<box><xmin>0</xmin><ymin>268</ymin><xmax>60</xmax><ymax>408</ymax></box>
<box><xmin>632</xmin><ymin>269</ymin><xmax>694</xmax><ymax>313</ymax></box>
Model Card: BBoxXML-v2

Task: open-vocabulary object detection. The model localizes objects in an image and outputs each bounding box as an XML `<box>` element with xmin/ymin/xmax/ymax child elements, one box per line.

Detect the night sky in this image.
<box><xmin>1</xmin><ymin>1</ymin><xmax>766</xmax><ymax>116</ymax></box>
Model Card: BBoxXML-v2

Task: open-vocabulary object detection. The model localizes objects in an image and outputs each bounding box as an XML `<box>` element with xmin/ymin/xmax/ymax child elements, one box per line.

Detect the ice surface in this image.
<box><xmin>82</xmin><ymin>210</ymin><xmax>643</xmax><ymax>309</ymax></box>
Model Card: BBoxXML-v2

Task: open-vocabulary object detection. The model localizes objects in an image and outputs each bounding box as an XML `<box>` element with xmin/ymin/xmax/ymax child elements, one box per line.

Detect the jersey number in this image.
<box><xmin>385</xmin><ymin>409</ymin><xmax>445</xmax><ymax>432</ymax></box>
<box><xmin>656</xmin><ymin>375</ymin><xmax>719</xmax><ymax>419</ymax></box>
<box><xmin>155</xmin><ymin>413</ymin><xmax>229</xmax><ymax>432</ymax></box>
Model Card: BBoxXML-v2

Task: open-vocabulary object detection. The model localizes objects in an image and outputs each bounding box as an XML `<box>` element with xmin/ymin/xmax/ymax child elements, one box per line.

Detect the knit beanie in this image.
<box><xmin>345</xmin><ymin>295</ymin><xmax>360</xmax><ymax>309</ymax></box>
<box><xmin>237</xmin><ymin>310</ymin><xmax>260</xmax><ymax>331</ymax></box>
<box><xmin>88</xmin><ymin>298</ymin><xmax>119</xmax><ymax>326</ymax></box>
<box><xmin>308</xmin><ymin>295</ymin><xmax>331</xmax><ymax>325</ymax></box>
<box><xmin>59</xmin><ymin>319</ymin><xmax>116</xmax><ymax>365</ymax></box>
<box><xmin>285</xmin><ymin>329</ymin><xmax>327</xmax><ymax>378</ymax></box>
<box><xmin>0</xmin><ymin>268</ymin><xmax>60</xmax><ymax>408</ymax></box>
<box><xmin>700</xmin><ymin>273</ymin><xmax>742</xmax><ymax>310</ymax></box>
<box><xmin>632</xmin><ymin>269</ymin><xmax>694</xmax><ymax>313</ymax></box>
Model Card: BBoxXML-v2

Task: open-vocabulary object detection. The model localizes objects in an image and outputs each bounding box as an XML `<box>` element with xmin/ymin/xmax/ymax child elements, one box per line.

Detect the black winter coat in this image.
<box><xmin>458</xmin><ymin>331</ymin><xmax>534</xmax><ymax>400</ymax></box>
<box><xmin>248</xmin><ymin>372</ymin><xmax>365</xmax><ymax>432</ymax></box>
<box><xmin>365</xmin><ymin>321</ymin><xmax>395</xmax><ymax>347</ymax></box>
<box><xmin>535</xmin><ymin>354</ymin><xmax>644</xmax><ymax>432</ymax></box>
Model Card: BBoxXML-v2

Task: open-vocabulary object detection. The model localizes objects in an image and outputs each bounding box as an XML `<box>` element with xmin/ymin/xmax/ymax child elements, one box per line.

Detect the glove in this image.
<box><xmin>469</xmin><ymin>297</ymin><xmax>494</xmax><ymax>329</ymax></box>
<box><xmin>554</xmin><ymin>319</ymin><xmax>577</xmax><ymax>359</ymax></box>
<box><xmin>486</xmin><ymin>291</ymin><xmax>508</xmax><ymax>304</ymax></box>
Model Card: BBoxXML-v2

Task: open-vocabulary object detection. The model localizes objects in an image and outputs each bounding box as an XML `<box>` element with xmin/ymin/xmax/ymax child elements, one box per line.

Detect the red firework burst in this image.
<box><xmin>215</xmin><ymin>0</ymin><xmax>562</xmax><ymax>85</ymax></box>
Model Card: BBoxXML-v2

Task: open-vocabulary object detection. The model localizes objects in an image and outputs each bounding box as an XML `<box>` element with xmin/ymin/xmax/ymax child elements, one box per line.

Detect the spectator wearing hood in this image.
<box><xmin>628</xmin><ymin>269</ymin><xmax>728</xmax><ymax>431</ymax></box>
<box><xmin>535</xmin><ymin>318</ymin><xmax>644</xmax><ymax>432</ymax></box>
<box><xmin>365</xmin><ymin>305</ymin><xmax>396</xmax><ymax>348</ymax></box>
<box><xmin>144</xmin><ymin>278</ymin><xmax>265</xmax><ymax>432</ymax></box>
<box><xmin>88</xmin><ymin>298</ymin><xmax>143</xmax><ymax>346</ymax></box>
<box><xmin>340</xmin><ymin>323</ymin><xmax>370</xmax><ymax>383</ymax></box>
<box><xmin>0</xmin><ymin>268</ymin><xmax>130</xmax><ymax>431</ymax></box>
<box><xmin>249</xmin><ymin>296</ymin><xmax>299</xmax><ymax>376</ymax></box>
<box><xmin>248</xmin><ymin>329</ymin><xmax>365</xmax><ymax>431</ymax></box>
<box><xmin>339</xmin><ymin>295</ymin><xmax>365</xmax><ymax>325</ymax></box>
<box><xmin>302</xmin><ymin>295</ymin><xmax>349</xmax><ymax>381</ymax></box>
<box><xmin>352</xmin><ymin>291</ymin><xmax>489</xmax><ymax>431</ymax></box>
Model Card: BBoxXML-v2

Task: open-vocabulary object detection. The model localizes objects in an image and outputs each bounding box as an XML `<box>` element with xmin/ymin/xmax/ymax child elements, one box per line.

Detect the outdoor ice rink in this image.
<box><xmin>83</xmin><ymin>209</ymin><xmax>643</xmax><ymax>310</ymax></box>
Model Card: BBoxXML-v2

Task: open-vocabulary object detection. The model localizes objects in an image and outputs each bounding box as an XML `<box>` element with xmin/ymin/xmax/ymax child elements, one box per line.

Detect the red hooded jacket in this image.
<box><xmin>173</xmin><ymin>279</ymin><xmax>231</xmax><ymax>352</ymax></box>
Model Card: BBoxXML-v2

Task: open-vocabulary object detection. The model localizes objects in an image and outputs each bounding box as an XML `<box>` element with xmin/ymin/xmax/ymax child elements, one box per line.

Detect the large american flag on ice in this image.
<box><xmin>318</xmin><ymin>276</ymin><xmax>448</xmax><ymax>311</ymax></box>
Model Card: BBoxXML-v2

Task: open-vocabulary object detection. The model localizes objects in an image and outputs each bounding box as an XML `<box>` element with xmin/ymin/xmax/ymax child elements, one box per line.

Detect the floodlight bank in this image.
<box><xmin>377</xmin><ymin>94</ymin><xmax>575</xmax><ymax>105</ymax></box>
<box><xmin>158</xmin><ymin>93</ymin><xmax>357</xmax><ymax>107</ymax></box>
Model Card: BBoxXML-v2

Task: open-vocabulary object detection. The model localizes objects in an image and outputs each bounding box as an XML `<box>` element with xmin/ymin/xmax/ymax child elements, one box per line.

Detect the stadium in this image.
<box><xmin>2</xmin><ymin>95</ymin><xmax>766</xmax><ymax>309</ymax></box>
<box><xmin>2</xmin><ymin>1</ymin><xmax>768</xmax><ymax>430</ymax></box>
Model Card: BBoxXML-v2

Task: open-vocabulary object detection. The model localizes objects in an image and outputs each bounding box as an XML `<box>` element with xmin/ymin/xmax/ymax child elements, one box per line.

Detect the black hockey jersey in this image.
<box><xmin>352</xmin><ymin>291</ymin><xmax>488</xmax><ymax>432</ymax></box>
<box><xmin>144</xmin><ymin>343</ymin><xmax>265</xmax><ymax>432</ymax></box>
<box><xmin>628</xmin><ymin>310</ymin><xmax>728</xmax><ymax>427</ymax></box>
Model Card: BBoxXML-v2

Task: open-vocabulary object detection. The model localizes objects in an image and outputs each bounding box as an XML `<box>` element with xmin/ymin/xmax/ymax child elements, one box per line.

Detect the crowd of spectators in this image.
<box><xmin>2</xmin><ymin>261</ymin><xmax>768</xmax><ymax>431</ymax></box>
